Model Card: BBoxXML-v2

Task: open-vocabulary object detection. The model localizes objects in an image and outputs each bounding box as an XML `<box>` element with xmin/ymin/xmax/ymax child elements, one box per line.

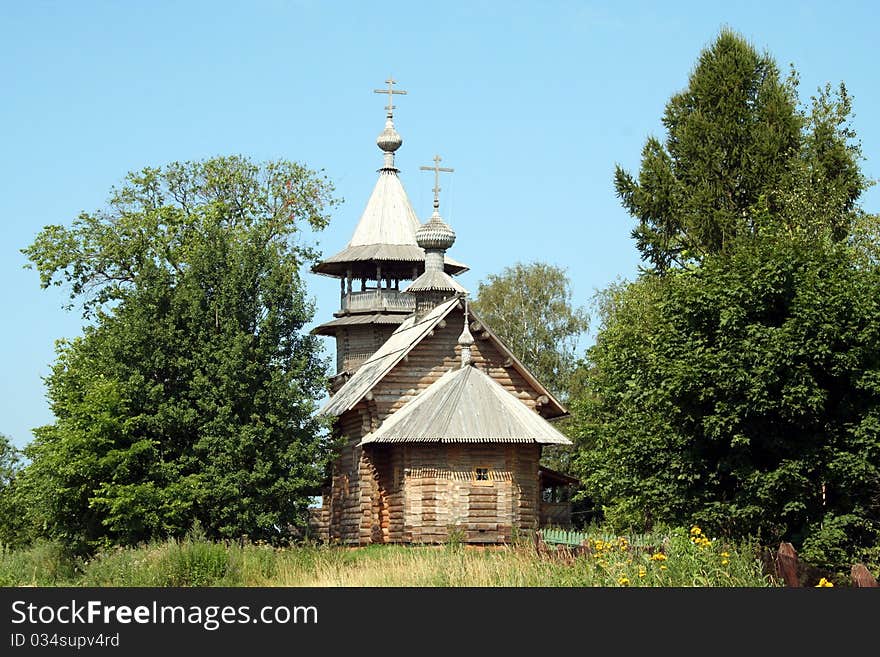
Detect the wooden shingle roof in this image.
<box><xmin>360</xmin><ymin>365</ymin><xmax>572</xmax><ymax>445</ymax></box>
<box><xmin>312</xmin><ymin>313</ymin><xmax>407</xmax><ymax>336</ymax></box>
<box><xmin>319</xmin><ymin>297</ymin><xmax>568</xmax><ymax>420</ymax></box>
<box><xmin>313</xmin><ymin>170</ymin><xmax>468</xmax><ymax>276</ymax></box>
<box><xmin>319</xmin><ymin>297</ymin><xmax>461</xmax><ymax>416</ymax></box>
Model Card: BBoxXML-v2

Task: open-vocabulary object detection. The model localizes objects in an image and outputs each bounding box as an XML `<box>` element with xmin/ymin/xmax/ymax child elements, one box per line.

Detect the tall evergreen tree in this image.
<box><xmin>614</xmin><ymin>29</ymin><xmax>865</xmax><ymax>273</ymax></box>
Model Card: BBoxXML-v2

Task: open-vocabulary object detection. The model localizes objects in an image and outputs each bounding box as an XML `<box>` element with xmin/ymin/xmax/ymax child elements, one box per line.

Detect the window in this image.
<box><xmin>473</xmin><ymin>466</ymin><xmax>493</xmax><ymax>485</ymax></box>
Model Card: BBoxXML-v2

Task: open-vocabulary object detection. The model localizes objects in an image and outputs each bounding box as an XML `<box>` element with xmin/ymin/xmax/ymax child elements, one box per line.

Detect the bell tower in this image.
<box><xmin>312</xmin><ymin>79</ymin><xmax>468</xmax><ymax>384</ymax></box>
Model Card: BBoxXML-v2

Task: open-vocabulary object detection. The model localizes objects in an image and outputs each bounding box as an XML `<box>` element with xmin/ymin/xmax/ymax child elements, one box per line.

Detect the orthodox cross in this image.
<box><xmin>420</xmin><ymin>155</ymin><xmax>454</xmax><ymax>209</ymax></box>
<box><xmin>373</xmin><ymin>76</ymin><xmax>407</xmax><ymax>118</ymax></box>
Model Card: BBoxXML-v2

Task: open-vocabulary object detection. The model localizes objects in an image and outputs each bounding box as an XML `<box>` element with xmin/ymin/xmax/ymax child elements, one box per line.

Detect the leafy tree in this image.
<box><xmin>471</xmin><ymin>261</ymin><xmax>589</xmax><ymax>401</ymax></box>
<box><xmin>0</xmin><ymin>434</ymin><xmax>19</xmax><ymax>489</ymax></box>
<box><xmin>574</xmin><ymin>29</ymin><xmax>880</xmax><ymax>571</ymax></box>
<box><xmin>573</xmin><ymin>234</ymin><xmax>880</xmax><ymax>568</ymax></box>
<box><xmin>20</xmin><ymin>156</ymin><xmax>339</xmax><ymax>551</ymax></box>
<box><xmin>0</xmin><ymin>433</ymin><xmax>29</xmax><ymax>547</ymax></box>
<box><xmin>614</xmin><ymin>29</ymin><xmax>866</xmax><ymax>273</ymax></box>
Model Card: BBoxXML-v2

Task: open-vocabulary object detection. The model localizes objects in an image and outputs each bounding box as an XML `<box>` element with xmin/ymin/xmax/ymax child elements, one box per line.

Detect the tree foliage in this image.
<box><xmin>471</xmin><ymin>261</ymin><xmax>589</xmax><ymax>401</ymax></box>
<box><xmin>0</xmin><ymin>434</ymin><xmax>29</xmax><ymax>547</ymax></box>
<box><xmin>20</xmin><ymin>156</ymin><xmax>339</xmax><ymax>551</ymax></box>
<box><xmin>614</xmin><ymin>29</ymin><xmax>866</xmax><ymax>273</ymax></box>
<box><xmin>574</xmin><ymin>235</ymin><xmax>880</xmax><ymax>566</ymax></box>
<box><xmin>574</xmin><ymin>30</ymin><xmax>880</xmax><ymax>571</ymax></box>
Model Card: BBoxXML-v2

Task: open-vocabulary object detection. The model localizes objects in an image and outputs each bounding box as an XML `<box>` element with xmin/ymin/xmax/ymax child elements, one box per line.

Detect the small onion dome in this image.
<box><xmin>376</xmin><ymin>119</ymin><xmax>402</xmax><ymax>152</ymax></box>
<box><xmin>416</xmin><ymin>214</ymin><xmax>456</xmax><ymax>250</ymax></box>
<box><xmin>458</xmin><ymin>321</ymin><xmax>474</xmax><ymax>347</ymax></box>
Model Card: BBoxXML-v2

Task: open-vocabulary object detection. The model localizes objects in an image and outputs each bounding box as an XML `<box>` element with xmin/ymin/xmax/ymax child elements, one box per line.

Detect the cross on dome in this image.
<box><xmin>420</xmin><ymin>155</ymin><xmax>454</xmax><ymax>211</ymax></box>
<box><xmin>373</xmin><ymin>76</ymin><xmax>407</xmax><ymax>119</ymax></box>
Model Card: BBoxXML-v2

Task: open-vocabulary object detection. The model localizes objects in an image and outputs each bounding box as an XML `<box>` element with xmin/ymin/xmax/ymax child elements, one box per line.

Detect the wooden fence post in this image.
<box><xmin>850</xmin><ymin>564</ymin><xmax>878</xmax><ymax>588</ymax></box>
<box><xmin>776</xmin><ymin>542</ymin><xmax>801</xmax><ymax>587</ymax></box>
<box><xmin>534</xmin><ymin>530</ymin><xmax>548</xmax><ymax>557</ymax></box>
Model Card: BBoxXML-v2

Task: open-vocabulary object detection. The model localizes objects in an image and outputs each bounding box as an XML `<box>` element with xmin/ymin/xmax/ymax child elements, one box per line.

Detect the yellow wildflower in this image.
<box><xmin>690</xmin><ymin>526</ymin><xmax>702</xmax><ymax>536</ymax></box>
<box><xmin>650</xmin><ymin>552</ymin><xmax>667</xmax><ymax>562</ymax></box>
<box><xmin>638</xmin><ymin>566</ymin><xmax>647</xmax><ymax>578</ymax></box>
<box><xmin>816</xmin><ymin>577</ymin><xmax>834</xmax><ymax>588</ymax></box>
<box><xmin>691</xmin><ymin>535</ymin><xmax>711</xmax><ymax>548</ymax></box>
<box><xmin>660</xmin><ymin>565</ymin><xmax>667</xmax><ymax>571</ymax></box>
<box><xmin>721</xmin><ymin>559</ymin><xmax>729</xmax><ymax>566</ymax></box>
<box><xmin>721</xmin><ymin>551</ymin><xmax>730</xmax><ymax>558</ymax></box>
<box><xmin>618</xmin><ymin>576</ymin><xmax>630</xmax><ymax>586</ymax></box>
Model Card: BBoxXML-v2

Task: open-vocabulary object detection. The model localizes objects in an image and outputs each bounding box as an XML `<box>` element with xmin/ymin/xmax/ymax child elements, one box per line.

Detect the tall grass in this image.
<box><xmin>0</xmin><ymin>525</ymin><xmax>777</xmax><ymax>587</ymax></box>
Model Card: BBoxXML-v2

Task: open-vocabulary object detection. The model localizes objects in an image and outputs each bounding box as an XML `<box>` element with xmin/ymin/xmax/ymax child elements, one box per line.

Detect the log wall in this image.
<box><xmin>326</xmin><ymin>411</ymin><xmax>364</xmax><ymax>544</ymax></box>
<box><xmin>352</xmin><ymin>443</ymin><xmax>541</xmax><ymax>544</ymax></box>
<box><xmin>335</xmin><ymin>324</ymin><xmax>398</xmax><ymax>373</ymax></box>
<box><xmin>370</xmin><ymin>307</ymin><xmax>546</xmax><ymax>422</ymax></box>
<box><xmin>320</xmin><ymin>305</ymin><xmax>547</xmax><ymax>544</ymax></box>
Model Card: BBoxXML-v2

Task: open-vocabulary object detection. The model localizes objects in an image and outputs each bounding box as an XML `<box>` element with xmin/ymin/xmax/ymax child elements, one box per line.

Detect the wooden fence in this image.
<box><xmin>539</xmin><ymin>528</ymin><xmax>587</xmax><ymax>546</ymax></box>
<box><xmin>773</xmin><ymin>541</ymin><xmax>878</xmax><ymax>588</ymax></box>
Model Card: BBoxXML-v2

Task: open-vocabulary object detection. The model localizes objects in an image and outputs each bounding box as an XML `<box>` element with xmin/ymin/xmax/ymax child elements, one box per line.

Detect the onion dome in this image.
<box><xmin>458</xmin><ymin>300</ymin><xmax>475</xmax><ymax>368</ymax></box>
<box><xmin>416</xmin><ymin>212</ymin><xmax>456</xmax><ymax>251</ymax></box>
<box><xmin>458</xmin><ymin>318</ymin><xmax>474</xmax><ymax>347</ymax></box>
<box><xmin>377</xmin><ymin>118</ymin><xmax>402</xmax><ymax>153</ymax></box>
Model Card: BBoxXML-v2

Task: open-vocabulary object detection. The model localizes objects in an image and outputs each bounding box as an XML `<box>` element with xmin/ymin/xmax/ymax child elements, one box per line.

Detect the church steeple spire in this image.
<box><xmin>405</xmin><ymin>153</ymin><xmax>466</xmax><ymax>318</ymax></box>
<box><xmin>312</xmin><ymin>81</ymin><xmax>468</xmax><ymax>376</ymax></box>
<box><xmin>374</xmin><ymin>76</ymin><xmax>406</xmax><ymax>171</ymax></box>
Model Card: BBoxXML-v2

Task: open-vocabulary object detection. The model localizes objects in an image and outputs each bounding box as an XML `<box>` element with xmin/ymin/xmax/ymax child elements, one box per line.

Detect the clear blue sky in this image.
<box><xmin>2</xmin><ymin>0</ymin><xmax>878</xmax><ymax>450</ymax></box>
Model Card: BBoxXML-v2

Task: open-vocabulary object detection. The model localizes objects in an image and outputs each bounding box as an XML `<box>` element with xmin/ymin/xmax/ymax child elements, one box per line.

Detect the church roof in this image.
<box><xmin>404</xmin><ymin>269</ymin><xmax>467</xmax><ymax>294</ymax></box>
<box><xmin>312</xmin><ymin>117</ymin><xmax>467</xmax><ymax>277</ymax></box>
<box><xmin>312</xmin><ymin>312</ymin><xmax>407</xmax><ymax>336</ymax></box>
<box><xmin>351</xmin><ymin>170</ymin><xmax>423</xmax><ymax>247</ymax></box>
<box><xmin>319</xmin><ymin>297</ymin><xmax>568</xmax><ymax>419</ymax></box>
<box><xmin>320</xmin><ymin>296</ymin><xmax>461</xmax><ymax>416</ymax></box>
<box><xmin>314</xmin><ymin>244</ymin><xmax>468</xmax><ymax>276</ymax></box>
<box><xmin>360</xmin><ymin>365</ymin><xmax>572</xmax><ymax>445</ymax></box>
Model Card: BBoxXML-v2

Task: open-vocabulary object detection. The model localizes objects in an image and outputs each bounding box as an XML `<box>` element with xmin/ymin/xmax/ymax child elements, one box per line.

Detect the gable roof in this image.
<box><xmin>359</xmin><ymin>365</ymin><xmax>571</xmax><ymax>445</ymax></box>
<box><xmin>319</xmin><ymin>296</ymin><xmax>461</xmax><ymax>416</ymax></box>
<box><xmin>319</xmin><ymin>297</ymin><xmax>568</xmax><ymax>420</ymax></box>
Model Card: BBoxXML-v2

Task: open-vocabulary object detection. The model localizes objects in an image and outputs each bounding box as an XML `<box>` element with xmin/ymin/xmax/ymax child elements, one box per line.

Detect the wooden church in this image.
<box><xmin>309</xmin><ymin>79</ymin><xmax>573</xmax><ymax>544</ymax></box>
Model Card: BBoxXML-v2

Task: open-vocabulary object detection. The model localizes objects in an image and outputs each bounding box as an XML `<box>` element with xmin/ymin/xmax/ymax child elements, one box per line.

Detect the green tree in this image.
<box><xmin>0</xmin><ymin>433</ymin><xmax>28</xmax><ymax>547</ymax></box>
<box><xmin>614</xmin><ymin>29</ymin><xmax>865</xmax><ymax>273</ymax></box>
<box><xmin>0</xmin><ymin>434</ymin><xmax>19</xmax><ymax>489</ymax></box>
<box><xmin>573</xmin><ymin>29</ymin><xmax>880</xmax><ymax>572</ymax></box>
<box><xmin>20</xmin><ymin>156</ymin><xmax>339</xmax><ymax>551</ymax></box>
<box><xmin>574</xmin><ymin>234</ymin><xmax>880</xmax><ymax>569</ymax></box>
<box><xmin>471</xmin><ymin>261</ymin><xmax>589</xmax><ymax>401</ymax></box>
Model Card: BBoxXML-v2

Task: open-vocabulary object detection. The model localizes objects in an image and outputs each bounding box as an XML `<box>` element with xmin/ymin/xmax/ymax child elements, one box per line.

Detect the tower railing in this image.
<box><xmin>341</xmin><ymin>288</ymin><xmax>416</xmax><ymax>313</ymax></box>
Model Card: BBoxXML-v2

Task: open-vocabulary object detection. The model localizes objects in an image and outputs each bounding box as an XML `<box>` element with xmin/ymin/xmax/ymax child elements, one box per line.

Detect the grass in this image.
<box><xmin>0</xmin><ymin>525</ymin><xmax>778</xmax><ymax>587</ymax></box>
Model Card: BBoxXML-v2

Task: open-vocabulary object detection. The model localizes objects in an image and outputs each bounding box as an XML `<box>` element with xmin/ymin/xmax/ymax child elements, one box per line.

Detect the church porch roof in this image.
<box><xmin>359</xmin><ymin>364</ymin><xmax>572</xmax><ymax>445</ymax></box>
